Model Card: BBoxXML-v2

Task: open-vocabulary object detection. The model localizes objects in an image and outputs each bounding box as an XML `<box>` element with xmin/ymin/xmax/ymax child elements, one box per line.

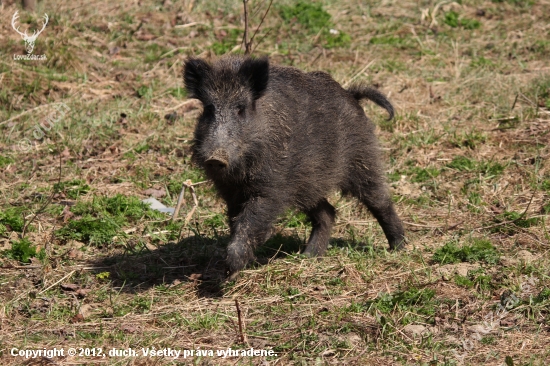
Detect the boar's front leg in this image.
<box><xmin>302</xmin><ymin>199</ymin><xmax>336</xmax><ymax>257</ymax></box>
<box><xmin>226</xmin><ymin>196</ymin><xmax>282</xmax><ymax>278</ymax></box>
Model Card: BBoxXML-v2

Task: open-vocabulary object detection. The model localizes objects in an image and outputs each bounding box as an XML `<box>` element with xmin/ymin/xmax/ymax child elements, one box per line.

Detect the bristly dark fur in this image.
<box><xmin>347</xmin><ymin>83</ymin><xmax>395</xmax><ymax>120</ymax></box>
<box><xmin>183</xmin><ymin>55</ymin><xmax>405</xmax><ymax>278</ymax></box>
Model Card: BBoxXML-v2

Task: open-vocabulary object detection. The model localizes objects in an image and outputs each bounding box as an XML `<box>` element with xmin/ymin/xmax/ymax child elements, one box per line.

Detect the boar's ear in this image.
<box><xmin>183</xmin><ymin>58</ymin><xmax>211</xmax><ymax>101</ymax></box>
<box><xmin>239</xmin><ymin>57</ymin><xmax>269</xmax><ymax>100</ymax></box>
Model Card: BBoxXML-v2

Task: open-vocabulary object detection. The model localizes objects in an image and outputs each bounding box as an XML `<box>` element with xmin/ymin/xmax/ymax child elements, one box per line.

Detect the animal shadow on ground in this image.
<box><xmin>90</xmin><ymin>230</ymin><xmax>308</xmax><ymax>298</ymax></box>
<box><xmin>91</xmin><ymin>228</ymin><xmax>382</xmax><ymax>298</ymax></box>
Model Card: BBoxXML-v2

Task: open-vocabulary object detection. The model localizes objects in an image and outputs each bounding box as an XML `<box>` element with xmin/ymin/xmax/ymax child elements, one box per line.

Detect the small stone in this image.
<box><xmin>403</xmin><ymin>324</ymin><xmax>428</xmax><ymax>337</ymax></box>
<box><xmin>467</xmin><ymin>324</ymin><xmax>494</xmax><ymax>335</ymax></box>
<box><xmin>516</xmin><ymin>250</ymin><xmax>535</xmax><ymax>264</ymax></box>
<box><xmin>437</xmin><ymin>263</ymin><xmax>479</xmax><ymax>280</ymax></box>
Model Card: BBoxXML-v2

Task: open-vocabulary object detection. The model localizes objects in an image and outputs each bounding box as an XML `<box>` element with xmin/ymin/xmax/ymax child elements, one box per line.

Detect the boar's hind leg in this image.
<box><xmin>302</xmin><ymin>199</ymin><xmax>336</xmax><ymax>257</ymax></box>
<box><xmin>354</xmin><ymin>181</ymin><xmax>405</xmax><ymax>250</ymax></box>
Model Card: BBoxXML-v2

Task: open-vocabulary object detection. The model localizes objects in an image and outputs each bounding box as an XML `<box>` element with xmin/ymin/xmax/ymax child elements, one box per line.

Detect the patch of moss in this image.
<box><xmin>433</xmin><ymin>239</ymin><xmax>499</xmax><ymax>265</ymax></box>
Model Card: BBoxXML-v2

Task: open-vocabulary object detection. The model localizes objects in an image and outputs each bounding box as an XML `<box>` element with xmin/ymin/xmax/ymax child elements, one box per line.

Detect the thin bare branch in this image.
<box><xmin>249</xmin><ymin>0</ymin><xmax>274</xmax><ymax>48</ymax></box>
<box><xmin>242</xmin><ymin>0</ymin><xmax>251</xmax><ymax>55</ymax></box>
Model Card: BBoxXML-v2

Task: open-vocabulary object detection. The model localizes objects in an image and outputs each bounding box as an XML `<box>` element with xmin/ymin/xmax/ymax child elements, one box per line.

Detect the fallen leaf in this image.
<box><xmin>136</xmin><ymin>32</ymin><xmax>156</xmax><ymax>41</ymax></box>
<box><xmin>108</xmin><ymin>145</ymin><xmax>119</xmax><ymax>154</ymax></box>
<box><xmin>61</xmin><ymin>283</ymin><xmax>80</xmax><ymax>291</ymax></box>
<box><xmin>171</xmin><ymin>279</ymin><xmax>181</xmax><ymax>286</ymax></box>
<box><xmin>79</xmin><ymin>304</ymin><xmax>93</xmax><ymax>318</ymax></box>
<box><xmin>63</xmin><ymin>205</ymin><xmax>75</xmax><ymax>223</ymax></box>
<box><xmin>189</xmin><ymin>273</ymin><xmax>202</xmax><ymax>281</ymax></box>
<box><xmin>29</xmin><ymin>257</ymin><xmax>42</xmax><ymax>266</ymax></box>
<box><xmin>121</xmin><ymin>324</ymin><xmax>139</xmax><ymax>333</ymax></box>
<box><xmin>70</xmin><ymin>313</ymin><xmax>84</xmax><ymax>323</ymax></box>
<box><xmin>144</xmin><ymin>188</ymin><xmax>166</xmax><ymax>199</ymax></box>
<box><xmin>76</xmin><ymin>289</ymin><xmax>90</xmax><ymax>298</ymax></box>
<box><xmin>67</xmin><ymin>248</ymin><xmax>82</xmax><ymax>259</ymax></box>
<box><xmin>61</xmin><ymin>147</ymin><xmax>71</xmax><ymax>158</ymax></box>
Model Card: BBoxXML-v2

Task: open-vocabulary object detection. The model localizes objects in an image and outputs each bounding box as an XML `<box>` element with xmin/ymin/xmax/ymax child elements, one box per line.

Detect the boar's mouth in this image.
<box><xmin>204</xmin><ymin>149</ymin><xmax>229</xmax><ymax>169</ymax></box>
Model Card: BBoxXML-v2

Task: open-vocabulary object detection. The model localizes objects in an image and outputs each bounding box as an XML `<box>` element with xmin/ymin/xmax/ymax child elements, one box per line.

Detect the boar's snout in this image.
<box><xmin>204</xmin><ymin>149</ymin><xmax>229</xmax><ymax>170</ymax></box>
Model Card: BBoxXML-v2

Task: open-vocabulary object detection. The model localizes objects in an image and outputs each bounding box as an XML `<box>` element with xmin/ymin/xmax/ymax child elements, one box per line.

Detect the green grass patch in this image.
<box><xmin>0</xmin><ymin>208</ymin><xmax>25</xmax><ymax>235</ymax></box>
<box><xmin>530</xmin><ymin>40</ymin><xmax>550</xmax><ymax>56</ymax></box>
<box><xmin>143</xmin><ymin>43</ymin><xmax>170</xmax><ymax>63</ymax></box>
<box><xmin>481</xmin><ymin>336</ymin><xmax>496</xmax><ymax>345</ymax></box>
<box><xmin>278</xmin><ymin>1</ymin><xmax>350</xmax><ymax>49</ymax></box>
<box><xmin>498</xmin><ymin>211</ymin><xmax>540</xmax><ymax>228</ymax></box>
<box><xmin>203</xmin><ymin>213</ymin><xmax>227</xmax><ymax>229</ymax></box>
<box><xmin>365</xmin><ymin>287</ymin><xmax>437</xmax><ymax>324</ymax></box>
<box><xmin>491</xmin><ymin>211</ymin><xmax>540</xmax><ymax>235</ymax></box>
<box><xmin>56</xmin><ymin>194</ymin><xmax>167</xmax><ymax>246</ymax></box>
<box><xmin>410</xmin><ymin>167</ymin><xmax>440</xmax><ymax>183</ymax></box>
<box><xmin>369</xmin><ymin>35</ymin><xmax>413</xmax><ymax>50</ymax></box>
<box><xmin>2</xmin><ymin>238</ymin><xmax>45</xmax><ymax>263</ymax></box>
<box><xmin>135</xmin><ymin>85</ymin><xmax>153</xmax><ymax>99</ymax></box>
<box><xmin>471</xmin><ymin>56</ymin><xmax>495</xmax><ymax>69</ymax></box>
<box><xmin>53</xmin><ymin>179</ymin><xmax>90</xmax><ymax>199</ymax></box>
<box><xmin>446</xmin><ymin>156</ymin><xmax>506</xmax><ymax>177</ymax></box>
<box><xmin>479</xmin><ymin>161</ymin><xmax>506</xmax><ymax>176</ymax></box>
<box><xmin>211</xmin><ymin>28</ymin><xmax>242</xmax><ymax>55</ymax></box>
<box><xmin>56</xmin><ymin>216</ymin><xmax>123</xmax><ymax>246</ymax></box>
<box><xmin>451</xmin><ymin>130</ymin><xmax>486</xmax><ymax>149</ymax></box>
<box><xmin>0</xmin><ymin>155</ymin><xmax>14</xmax><ymax>167</ymax></box>
<box><xmin>279</xmin><ymin>1</ymin><xmax>331</xmax><ymax>33</ymax></box>
<box><xmin>533</xmin><ymin>76</ymin><xmax>550</xmax><ymax>109</ymax></box>
<box><xmin>447</xmin><ymin>156</ymin><xmax>476</xmax><ymax>171</ymax></box>
<box><xmin>455</xmin><ymin>268</ymin><xmax>493</xmax><ymax>292</ymax></box>
<box><xmin>443</xmin><ymin>11</ymin><xmax>481</xmax><ymax>30</ymax></box>
<box><xmin>433</xmin><ymin>239</ymin><xmax>500</xmax><ymax>265</ymax></box>
<box><xmin>492</xmin><ymin>0</ymin><xmax>535</xmax><ymax>6</ymax></box>
<box><xmin>282</xmin><ymin>210</ymin><xmax>310</xmax><ymax>229</ymax></box>
<box><xmin>532</xmin><ymin>288</ymin><xmax>550</xmax><ymax>305</ymax></box>
<box><xmin>168</xmin><ymin>86</ymin><xmax>187</xmax><ymax>99</ymax></box>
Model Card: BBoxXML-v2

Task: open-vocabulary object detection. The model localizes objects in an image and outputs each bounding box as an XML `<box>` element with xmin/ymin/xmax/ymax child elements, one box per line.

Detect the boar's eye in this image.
<box><xmin>236</xmin><ymin>105</ymin><xmax>245</xmax><ymax>117</ymax></box>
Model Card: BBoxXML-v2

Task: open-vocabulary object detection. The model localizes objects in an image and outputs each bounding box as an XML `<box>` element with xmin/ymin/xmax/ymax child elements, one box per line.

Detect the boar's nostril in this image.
<box><xmin>205</xmin><ymin>159</ymin><xmax>228</xmax><ymax>169</ymax></box>
<box><xmin>205</xmin><ymin>150</ymin><xmax>229</xmax><ymax>169</ymax></box>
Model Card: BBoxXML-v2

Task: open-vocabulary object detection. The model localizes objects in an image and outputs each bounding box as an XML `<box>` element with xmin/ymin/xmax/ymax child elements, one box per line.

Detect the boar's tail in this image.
<box><xmin>347</xmin><ymin>84</ymin><xmax>394</xmax><ymax>120</ymax></box>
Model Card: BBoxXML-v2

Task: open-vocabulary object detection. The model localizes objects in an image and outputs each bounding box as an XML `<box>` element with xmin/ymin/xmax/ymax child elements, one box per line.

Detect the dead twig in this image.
<box><xmin>22</xmin><ymin>152</ymin><xmax>63</xmax><ymax>238</ymax></box>
<box><xmin>38</xmin><ymin>270</ymin><xmax>76</xmax><ymax>295</ymax></box>
<box><xmin>242</xmin><ymin>0</ymin><xmax>273</xmax><ymax>55</ymax></box>
<box><xmin>0</xmin><ymin>102</ymin><xmax>65</xmax><ymax>125</ymax></box>
<box><xmin>251</xmin><ymin>26</ymin><xmax>274</xmax><ymax>54</ymax></box>
<box><xmin>235</xmin><ymin>298</ymin><xmax>246</xmax><ymax>344</ymax></box>
<box><xmin>172</xmin><ymin>180</ymin><xmax>208</xmax><ymax>222</ymax></box>
<box><xmin>242</xmin><ymin>0</ymin><xmax>251</xmax><ymax>55</ymax></box>
<box><xmin>403</xmin><ymin>221</ymin><xmax>462</xmax><ymax>230</ymax></box>
<box><xmin>511</xmin><ymin>93</ymin><xmax>519</xmax><ymax>111</ymax></box>
<box><xmin>249</xmin><ymin>0</ymin><xmax>273</xmax><ymax>50</ymax></box>
<box><xmin>475</xmin><ymin>192</ymin><xmax>538</xmax><ymax>232</ymax></box>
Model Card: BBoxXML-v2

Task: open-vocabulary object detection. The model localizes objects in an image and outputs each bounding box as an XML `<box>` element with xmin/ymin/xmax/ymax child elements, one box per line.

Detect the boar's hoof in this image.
<box><xmin>389</xmin><ymin>237</ymin><xmax>406</xmax><ymax>251</ymax></box>
<box><xmin>205</xmin><ymin>150</ymin><xmax>229</xmax><ymax>169</ymax></box>
<box><xmin>226</xmin><ymin>270</ymin><xmax>241</xmax><ymax>282</ymax></box>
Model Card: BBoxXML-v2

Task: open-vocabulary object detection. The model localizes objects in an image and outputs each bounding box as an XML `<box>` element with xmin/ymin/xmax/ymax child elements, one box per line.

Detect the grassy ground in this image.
<box><xmin>1</xmin><ymin>0</ymin><xmax>549</xmax><ymax>364</ymax></box>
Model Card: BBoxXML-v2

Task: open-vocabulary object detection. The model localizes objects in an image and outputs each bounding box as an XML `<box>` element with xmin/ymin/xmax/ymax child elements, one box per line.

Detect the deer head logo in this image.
<box><xmin>12</xmin><ymin>11</ymin><xmax>49</xmax><ymax>54</ymax></box>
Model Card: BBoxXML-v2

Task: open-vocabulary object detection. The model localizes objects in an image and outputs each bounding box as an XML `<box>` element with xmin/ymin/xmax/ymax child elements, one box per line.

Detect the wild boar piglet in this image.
<box><xmin>183</xmin><ymin>55</ymin><xmax>405</xmax><ymax>278</ymax></box>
